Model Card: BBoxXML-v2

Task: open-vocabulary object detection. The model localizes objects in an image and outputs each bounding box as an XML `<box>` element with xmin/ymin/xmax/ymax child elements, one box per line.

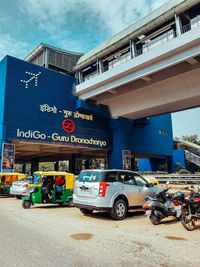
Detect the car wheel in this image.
<box><xmin>110</xmin><ymin>199</ymin><xmax>127</xmax><ymax>220</ymax></box>
<box><xmin>80</xmin><ymin>208</ymin><xmax>93</xmax><ymax>215</ymax></box>
<box><xmin>16</xmin><ymin>196</ymin><xmax>22</xmax><ymax>199</ymax></box>
<box><xmin>22</xmin><ymin>200</ymin><xmax>31</xmax><ymax>209</ymax></box>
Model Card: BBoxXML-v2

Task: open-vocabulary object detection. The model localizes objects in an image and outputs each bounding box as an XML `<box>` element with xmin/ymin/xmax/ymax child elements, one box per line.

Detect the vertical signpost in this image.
<box><xmin>1</xmin><ymin>144</ymin><xmax>15</xmax><ymax>173</ymax></box>
<box><xmin>122</xmin><ymin>150</ymin><xmax>131</xmax><ymax>170</ymax></box>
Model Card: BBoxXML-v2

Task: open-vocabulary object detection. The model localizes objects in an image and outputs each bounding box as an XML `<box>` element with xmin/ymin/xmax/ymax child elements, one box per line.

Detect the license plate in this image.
<box><xmin>175</xmin><ymin>206</ymin><xmax>181</xmax><ymax>211</ymax></box>
<box><xmin>146</xmin><ymin>210</ymin><xmax>151</xmax><ymax>216</ymax></box>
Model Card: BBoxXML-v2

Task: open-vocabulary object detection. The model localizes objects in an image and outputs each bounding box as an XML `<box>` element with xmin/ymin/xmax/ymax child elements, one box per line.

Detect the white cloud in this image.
<box><xmin>19</xmin><ymin>0</ymin><xmax>168</xmax><ymax>35</ymax></box>
<box><xmin>0</xmin><ymin>33</ymin><xmax>31</xmax><ymax>61</ymax></box>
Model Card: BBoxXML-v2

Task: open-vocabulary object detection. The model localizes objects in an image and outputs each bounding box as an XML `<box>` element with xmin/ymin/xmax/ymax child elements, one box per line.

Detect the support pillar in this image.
<box><xmin>45</xmin><ymin>48</ymin><xmax>49</xmax><ymax>68</ymax></box>
<box><xmin>31</xmin><ymin>159</ymin><xmax>39</xmax><ymax>175</ymax></box>
<box><xmin>109</xmin><ymin>118</ymin><xmax>133</xmax><ymax>169</ymax></box>
<box><xmin>175</xmin><ymin>14</ymin><xmax>182</xmax><ymax>36</ymax></box>
<box><xmin>22</xmin><ymin>164</ymin><xmax>26</xmax><ymax>174</ymax></box>
<box><xmin>98</xmin><ymin>59</ymin><xmax>103</xmax><ymax>74</ymax></box>
<box><xmin>166</xmin><ymin>156</ymin><xmax>173</xmax><ymax>174</ymax></box>
<box><xmin>54</xmin><ymin>161</ymin><xmax>59</xmax><ymax>171</ymax></box>
<box><xmin>85</xmin><ymin>159</ymin><xmax>91</xmax><ymax>169</ymax></box>
<box><xmin>131</xmin><ymin>158</ymin><xmax>136</xmax><ymax>171</ymax></box>
<box><xmin>131</xmin><ymin>40</ymin><xmax>137</xmax><ymax>58</ymax></box>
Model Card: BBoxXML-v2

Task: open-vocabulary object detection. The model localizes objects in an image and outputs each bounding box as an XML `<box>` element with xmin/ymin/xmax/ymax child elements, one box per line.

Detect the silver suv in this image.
<box><xmin>73</xmin><ymin>169</ymin><xmax>159</xmax><ymax>220</ymax></box>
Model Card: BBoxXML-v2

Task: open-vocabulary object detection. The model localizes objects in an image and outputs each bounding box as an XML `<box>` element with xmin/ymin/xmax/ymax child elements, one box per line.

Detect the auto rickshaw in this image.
<box><xmin>22</xmin><ymin>171</ymin><xmax>76</xmax><ymax>209</ymax></box>
<box><xmin>143</xmin><ymin>176</ymin><xmax>160</xmax><ymax>187</ymax></box>
<box><xmin>0</xmin><ymin>173</ymin><xmax>26</xmax><ymax>195</ymax></box>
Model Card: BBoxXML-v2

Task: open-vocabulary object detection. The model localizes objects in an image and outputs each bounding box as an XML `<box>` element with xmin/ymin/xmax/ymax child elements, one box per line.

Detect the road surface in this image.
<box><xmin>0</xmin><ymin>196</ymin><xmax>199</xmax><ymax>267</ymax></box>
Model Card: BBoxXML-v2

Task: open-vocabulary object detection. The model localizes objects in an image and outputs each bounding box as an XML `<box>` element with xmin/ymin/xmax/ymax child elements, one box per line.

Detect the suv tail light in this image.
<box><xmin>143</xmin><ymin>203</ymin><xmax>150</xmax><ymax>209</ymax></box>
<box><xmin>99</xmin><ymin>182</ymin><xmax>110</xmax><ymax>197</ymax></box>
<box><xmin>22</xmin><ymin>184</ymin><xmax>28</xmax><ymax>188</ymax></box>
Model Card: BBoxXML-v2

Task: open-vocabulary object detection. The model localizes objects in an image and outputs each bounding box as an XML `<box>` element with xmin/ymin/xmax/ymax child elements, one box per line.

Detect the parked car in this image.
<box><xmin>10</xmin><ymin>176</ymin><xmax>33</xmax><ymax>199</ymax></box>
<box><xmin>73</xmin><ymin>169</ymin><xmax>159</xmax><ymax>220</ymax></box>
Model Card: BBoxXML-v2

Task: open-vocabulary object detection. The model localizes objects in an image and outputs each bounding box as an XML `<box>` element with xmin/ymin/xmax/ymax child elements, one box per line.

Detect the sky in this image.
<box><xmin>0</xmin><ymin>0</ymin><xmax>199</xmax><ymax>138</ymax></box>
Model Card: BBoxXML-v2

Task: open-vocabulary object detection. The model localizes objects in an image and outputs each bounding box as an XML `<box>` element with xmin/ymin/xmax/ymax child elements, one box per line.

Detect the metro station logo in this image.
<box><xmin>20</xmin><ymin>71</ymin><xmax>41</xmax><ymax>88</ymax></box>
<box><xmin>62</xmin><ymin>119</ymin><xmax>75</xmax><ymax>133</ymax></box>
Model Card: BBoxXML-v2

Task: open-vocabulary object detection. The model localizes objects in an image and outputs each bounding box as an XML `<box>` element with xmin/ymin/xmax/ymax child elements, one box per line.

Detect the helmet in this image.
<box><xmin>174</xmin><ymin>191</ymin><xmax>184</xmax><ymax>201</ymax></box>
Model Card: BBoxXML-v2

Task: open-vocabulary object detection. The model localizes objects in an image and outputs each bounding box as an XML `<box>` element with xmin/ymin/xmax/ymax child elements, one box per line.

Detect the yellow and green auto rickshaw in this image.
<box><xmin>22</xmin><ymin>171</ymin><xmax>76</xmax><ymax>209</ymax></box>
<box><xmin>0</xmin><ymin>173</ymin><xmax>26</xmax><ymax>195</ymax></box>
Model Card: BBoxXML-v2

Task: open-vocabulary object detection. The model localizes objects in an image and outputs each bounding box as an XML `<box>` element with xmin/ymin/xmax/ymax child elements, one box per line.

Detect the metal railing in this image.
<box><xmin>79</xmin><ymin>16</ymin><xmax>200</xmax><ymax>83</ymax></box>
<box><xmin>83</xmin><ymin>71</ymin><xmax>98</xmax><ymax>82</ymax></box>
<box><xmin>144</xmin><ymin>174</ymin><xmax>200</xmax><ymax>184</ymax></box>
<box><xmin>185</xmin><ymin>150</ymin><xmax>200</xmax><ymax>167</ymax></box>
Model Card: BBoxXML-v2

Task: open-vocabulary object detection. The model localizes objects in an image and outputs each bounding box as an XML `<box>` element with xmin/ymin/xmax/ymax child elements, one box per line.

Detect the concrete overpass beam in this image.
<box><xmin>108</xmin><ymin>67</ymin><xmax>200</xmax><ymax>119</ymax></box>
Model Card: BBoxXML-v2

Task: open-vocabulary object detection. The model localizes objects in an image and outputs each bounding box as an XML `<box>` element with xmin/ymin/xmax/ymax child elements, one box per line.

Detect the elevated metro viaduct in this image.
<box><xmin>73</xmin><ymin>0</ymin><xmax>200</xmax><ymax>172</ymax></box>
<box><xmin>0</xmin><ymin>55</ymin><xmax>173</xmax><ymax>174</ymax></box>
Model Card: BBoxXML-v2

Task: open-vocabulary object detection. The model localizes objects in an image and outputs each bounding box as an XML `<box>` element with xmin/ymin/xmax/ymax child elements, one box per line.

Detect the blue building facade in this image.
<box><xmin>0</xmin><ymin>55</ymin><xmax>174</xmax><ymax>173</ymax></box>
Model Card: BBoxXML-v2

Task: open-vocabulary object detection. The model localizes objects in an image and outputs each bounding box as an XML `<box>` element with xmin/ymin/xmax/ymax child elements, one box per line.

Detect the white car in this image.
<box><xmin>10</xmin><ymin>176</ymin><xmax>32</xmax><ymax>199</ymax></box>
<box><xmin>73</xmin><ymin>169</ymin><xmax>159</xmax><ymax>220</ymax></box>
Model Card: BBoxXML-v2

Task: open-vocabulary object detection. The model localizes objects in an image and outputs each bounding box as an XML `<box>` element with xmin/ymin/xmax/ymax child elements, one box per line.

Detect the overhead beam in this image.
<box><xmin>186</xmin><ymin>58</ymin><xmax>199</xmax><ymax>64</ymax></box>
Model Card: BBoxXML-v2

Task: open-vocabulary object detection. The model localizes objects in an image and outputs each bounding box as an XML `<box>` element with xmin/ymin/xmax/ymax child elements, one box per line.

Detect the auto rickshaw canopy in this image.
<box><xmin>32</xmin><ymin>171</ymin><xmax>76</xmax><ymax>189</ymax></box>
<box><xmin>0</xmin><ymin>173</ymin><xmax>26</xmax><ymax>185</ymax></box>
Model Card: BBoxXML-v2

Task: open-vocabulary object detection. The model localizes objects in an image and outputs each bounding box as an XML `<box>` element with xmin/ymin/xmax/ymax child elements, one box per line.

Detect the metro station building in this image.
<box><xmin>0</xmin><ymin>0</ymin><xmax>200</xmax><ymax>174</ymax></box>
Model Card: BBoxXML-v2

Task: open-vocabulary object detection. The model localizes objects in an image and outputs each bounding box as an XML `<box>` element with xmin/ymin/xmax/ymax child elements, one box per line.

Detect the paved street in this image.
<box><xmin>0</xmin><ymin>196</ymin><xmax>200</xmax><ymax>267</ymax></box>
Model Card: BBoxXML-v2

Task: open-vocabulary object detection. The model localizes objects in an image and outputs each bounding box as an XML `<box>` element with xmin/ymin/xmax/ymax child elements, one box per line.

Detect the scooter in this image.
<box><xmin>143</xmin><ymin>182</ymin><xmax>182</xmax><ymax>225</ymax></box>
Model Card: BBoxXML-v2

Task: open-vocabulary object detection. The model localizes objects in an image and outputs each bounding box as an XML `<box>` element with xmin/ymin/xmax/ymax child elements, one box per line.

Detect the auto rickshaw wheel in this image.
<box><xmin>22</xmin><ymin>200</ymin><xmax>31</xmax><ymax>209</ymax></box>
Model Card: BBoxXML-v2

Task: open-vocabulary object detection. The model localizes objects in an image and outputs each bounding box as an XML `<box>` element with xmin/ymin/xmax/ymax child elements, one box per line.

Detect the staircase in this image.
<box><xmin>185</xmin><ymin>150</ymin><xmax>200</xmax><ymax>167</ymax></box>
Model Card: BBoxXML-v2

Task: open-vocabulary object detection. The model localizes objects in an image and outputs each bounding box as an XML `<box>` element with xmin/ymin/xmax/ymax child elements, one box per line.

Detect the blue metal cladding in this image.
<box><xmin>109</xmin><ymin>116</ymin><xmax>173</xmax><ymax>169</ymax></box>
<box><xmin>0</xmin><ymin>57</ymin><xmax>8</xmax><ymax>168</ymax></box>
<box><xmin>172</xmin><ymin>150</ymin><xmax>186</xmax><ymax>172</ymax></box>
<box><xmin>1</xmin><ymin>55</ymin><xmax>174</xmax><ymax>169</ymax></box>
<box><xmin>131</xmin><ymin>114</ymin><xmax>173</xmax><ymax>156</ymax></box>
<box><xmin>0</xmin><ymin>57</ymin><xmax>7</xmax><ymax>137</ymax></box>
<box><xmin>138</xmin><ymin>158</ymin><xmax>168</xmax><ymax>172</ymax></box>
<box><xmin>3</xmin><ymin>56</ymin><xmax>112</xmax><ymax>149</ymax></box>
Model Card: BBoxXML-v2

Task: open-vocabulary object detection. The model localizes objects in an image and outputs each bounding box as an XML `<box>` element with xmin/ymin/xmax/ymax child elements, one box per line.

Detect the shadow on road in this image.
<box><xmin>0</xmin><ymin>195</ymin><xmax>13</xmax><ymax>198</ymax></box>
<box><xmin>34</xmin><ymin>204</ymin><xmax>72</xmax><ymax>209</ymax></box>
<box><xmin>79</xmin><ymin>209</ymin><xmax>146</xmax><ymax>221</ymax></box>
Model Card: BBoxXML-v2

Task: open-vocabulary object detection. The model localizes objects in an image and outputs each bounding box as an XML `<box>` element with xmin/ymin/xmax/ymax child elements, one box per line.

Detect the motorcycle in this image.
<box><xmin>178</xmin><ymin>185</ymin><xmax>200</xmax><ymax>231</ymax></box>
<box><xmin>143</xmin><ymin>182</ymin><xmax>182</xmax><ymax>225</ymax></box>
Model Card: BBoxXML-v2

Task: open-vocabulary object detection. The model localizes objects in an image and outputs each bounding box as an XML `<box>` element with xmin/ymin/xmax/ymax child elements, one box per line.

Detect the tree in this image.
<box><xmin>174</xmin><ymin>134</ymin><xmax>200</xmax><ymax>155</ymax></box>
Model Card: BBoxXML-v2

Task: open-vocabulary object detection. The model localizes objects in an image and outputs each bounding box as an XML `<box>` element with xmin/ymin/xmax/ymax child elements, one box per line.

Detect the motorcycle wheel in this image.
<box><xmin>181</xmin><ymin>208</ymin><xmax>196</xmax><ymax>231</ymax></box>
<box><xmin>150</xmin><ymin>212</ymin><xmax>161</xmax><ymax>225</ymax></box>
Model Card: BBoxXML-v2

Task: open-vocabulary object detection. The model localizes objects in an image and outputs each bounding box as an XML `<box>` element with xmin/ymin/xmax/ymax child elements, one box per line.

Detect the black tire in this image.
<box><xmin>80</xmin><ymin>208</ymin><xmax>93</xmax><ymax>215</ymax></box>
<box><xmin>16</xmin><ymin>196</ymin><xmax>22</xmax><ymax>199</ymax></box>
<box><xmin>58</xmin><ymin>202</ymin><xmax>64</xmax><ymax>206</ymax></box>
<box><xmin>150</xmin><ymin>211</ymin><xmax>161</xmax><ymax>225</ymax></box>
<box><xmin>22</xmin><ymin>200</ymin><xmax>31</xmax><ymax>209</ymax></box>
<box><xmin>181</xmin><ymin>208</ymin><xmax>196</xmax><ymax>231</ymax></box>
<box><xmin>110</xmin><ymin>199</ymin><xmax>127</xmax><ymax>220</ymax></box>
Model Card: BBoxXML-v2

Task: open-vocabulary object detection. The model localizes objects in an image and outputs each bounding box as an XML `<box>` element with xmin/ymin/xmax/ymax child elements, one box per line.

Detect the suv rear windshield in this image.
<box><xmin>77</xmin><ymin>171</ymin><xmax>105</xmax><ymax>182</ymax></box>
